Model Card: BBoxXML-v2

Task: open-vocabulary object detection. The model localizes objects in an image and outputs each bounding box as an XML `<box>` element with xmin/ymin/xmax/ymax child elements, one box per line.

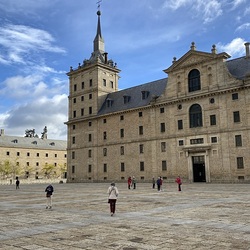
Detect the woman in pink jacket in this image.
<box><xmin>175</xmin><ymin>176</ymin><xmax>182</xmax><ymax>191</ymax></box>
<box><xmin>107</xmin><ymin>183</ymin><xmax>119</xmax><ymax>216</ymax></box>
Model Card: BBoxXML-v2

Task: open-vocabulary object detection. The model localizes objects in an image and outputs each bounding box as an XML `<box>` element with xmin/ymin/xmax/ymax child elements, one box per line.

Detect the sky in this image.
<box><xmin>0</xmin><ymin>0</ymin><xmax>249</xmax><ymax>140</ymax></box>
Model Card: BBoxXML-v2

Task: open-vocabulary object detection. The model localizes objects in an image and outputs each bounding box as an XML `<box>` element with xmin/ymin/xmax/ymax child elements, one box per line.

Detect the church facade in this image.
<box><xmin>66</xmin><ymin>11</ymin><xmax>250</xmax><ymax>183</ymax></box>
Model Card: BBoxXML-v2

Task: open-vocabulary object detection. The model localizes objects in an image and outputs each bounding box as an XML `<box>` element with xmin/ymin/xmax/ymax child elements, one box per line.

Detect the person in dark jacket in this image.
<box><xmin>45</xmin><ymin>184</ymin><xmax>54</xmax><ymax>209</ymax></box>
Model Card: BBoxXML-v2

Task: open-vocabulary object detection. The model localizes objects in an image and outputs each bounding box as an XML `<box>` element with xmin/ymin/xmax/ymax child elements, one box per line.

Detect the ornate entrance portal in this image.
<box><xmin>192</xmin><ymin>156</ymin><xmax>206</xmax><ymax>182</ymax></box>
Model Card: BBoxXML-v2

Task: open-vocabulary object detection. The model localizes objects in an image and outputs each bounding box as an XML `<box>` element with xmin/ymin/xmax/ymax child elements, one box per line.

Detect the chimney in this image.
<box><xmin>245</xmin><ymin>42</ymin><xmax>250</xmax><ymax>58</ymax></box>
<box><xmin>104</xmin><ymin>52</ymin><xmax>108</xmax><ymax>64</ymax></box>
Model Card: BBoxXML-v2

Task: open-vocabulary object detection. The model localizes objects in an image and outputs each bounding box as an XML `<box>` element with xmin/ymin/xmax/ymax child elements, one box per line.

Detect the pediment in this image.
<box><xmin>164</xmin><ymin>50</ymin><xmax>230</xmax><ymax>73</ymax></box>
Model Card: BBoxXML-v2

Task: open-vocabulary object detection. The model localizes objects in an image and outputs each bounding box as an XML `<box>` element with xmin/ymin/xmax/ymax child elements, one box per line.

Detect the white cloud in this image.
<box><xmin>236</xmin><ymin>23</ymin><xmax>250</xmax><ymax>32</ymax></box>
<box><xmin>231</xmin><ymin>0</ymin><xmax>246</xmax><ymax>10</ymax></box>
<box><xmin>0</xmin><ymin>24</ymin><xmax>66</xmax><ymax>65</ymax></box>
<box><xmin>1</xmin><ymin>94</ymin><xmax>68</xmax><ymax>140</ymax></box>
<box><xmin>163</xmin><ymin>0</ymin><xmax>222</xmax><ymax>23</ymax></box>
<box><xmin>217</xmin><ymin>38</ymin><xmax>246</xmax><ymax>58</ymax></box>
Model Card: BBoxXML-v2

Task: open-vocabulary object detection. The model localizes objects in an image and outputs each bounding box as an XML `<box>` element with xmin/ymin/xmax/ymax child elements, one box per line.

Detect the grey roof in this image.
<box><xmin>226</xmin><ymin>56</ymin><xmax>250</xmax><ymax>80</ymax></box>
<box><xmin>98</xmin><ymin>78</ymin><xmax>167</xmax><ymax>115</ymax></box>
<box><xmin>0</xmin><ymin>135</ymin><xmax>67</xmax><ymax>150</ymax></box>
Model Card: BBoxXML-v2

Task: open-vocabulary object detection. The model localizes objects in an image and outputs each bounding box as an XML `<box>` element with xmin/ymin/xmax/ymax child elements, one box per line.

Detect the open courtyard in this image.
<box><xmin>0</xmin><ymin>182</ymin><xmax>249</xmax><ymax>249</ymax></box>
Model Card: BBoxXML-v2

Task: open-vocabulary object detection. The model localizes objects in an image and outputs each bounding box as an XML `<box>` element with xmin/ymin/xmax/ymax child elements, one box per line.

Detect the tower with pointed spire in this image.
<box><xmin>66</xmin><ymin>10</ymin><xmax>120</xmax><ymax>182</ymax></box>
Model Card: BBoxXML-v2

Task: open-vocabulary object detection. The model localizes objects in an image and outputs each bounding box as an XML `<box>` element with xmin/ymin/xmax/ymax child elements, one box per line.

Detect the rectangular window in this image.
<box><xmin>72</xmin><ymin>136</ymin><xmax>75</xmax><ymax>144</ymax></box>
<box><xmin>103</xmin><ymin>163</ymin><xmax>107</xmax><ymax>172</ymax></box>
<box><xmin>74</xmin><ymin>84</ymin><xmax>77</xmax><ymax>91</ymax></box>
<box><xmin>139</xmin><ymin>144</ymin><xmax>144</xmax><ymax>154</ymax></box>
<box><xmin>73</xmin><ymin>110</ymin><xmax>76</xmax><ymax>118</ymax></box>
<box><xmin>178</xmin><ymin>120</ymin><xmax>183</xmax><ymax>130</ymax></box>
<box><xmin>81</xmin><ymin>108</ymin><xmax>84</xmax><ymax>116</ymax></box>
<box><xmin>88</xmin><ymin>165</ymin><xmax>92</xmax><ymax>173</ymax></box>
<box><xmin>46</xmin><ymin>153</ymin><xmax>48</xmax><ymax>157</ymax></box>
<box><xmin>72</xmin><ymin>151</ymin><xmax>75</xmax><ymax>159</ymax></box>
<box><xmin>6</xmin><ymin>151</ymin><xmax>10</xmax><ymax>156</ymax></box>
<box><xmin>73</xmin><ymin>124</ymin><xmax>76</xmax><ymax>130</ymax></box>
<box><xmin>72</xmin><ymin>165</ymin><xmax>75</xmax><ymax>174</ymax></box>
<box><xmin>210</xmin><ymin>115</ymin><xmax>216</xmax><ymax>126</ymax></box>
<box><xmin>121</xmin><ymin>162</ymin><xmax>125</xmax><ymax>172</ymax></box>
<box><xmin>37</xmin><ymin>153</ymin><xmax>39</xmax><ymax>157</ymax></box>
<box><xmin>160</xmin><ymin>107</ymin><xmax>165</xmax><ymax>113</ymax></box>
<box><xmin>88</xmin><ymin>134</ymin><xmax>92</xmax><ymax>142</ymax></box>
<box><xmin>139</xmin><ymin>126</ymin><xmax>143</xmax><ymax>135</ymax></box>
<box><xmin>26</xmin><ymin>162</ymin><xmax>29</xmax><ymax>166</ymax></box>
<box><xmin>211</xmin><ymin>137</ymin><xmax>217</xmax><ymax>143</ymax></box>
<box><xmin>162</xmin><ymin>160</ymin><xmax>167</xmax><ymax>171</ymax></box>
<box><xmin>110</xmin><ymin>81</ymin><xmax>114</xmax><ymax>88</ymax></box>
<box><xmin>103</xmin><ymin>79</ymin><xmax>106</xmax><ymax>86</ymax></box>
<box><xmin>232</xmin><ymin>93</ymin><xmax>238</xmax><ymax>100</ymax></box>
<box><xmin>179</xmin><ymin>140</ymin><xmax>184</xmax><ymax>146</ymax></box>
<box><xmin>120</xmin><ymin>146</ymin><xmax>124</xmax><ymax>155</ymax></box>
<box><xmin>81</xmin><ymin>81</ymin><xmax>84</xmax><ymax>89</ymax></box>
<box><xmin>89</xmin><ymin>121</ymin><xmax>92</xmax><ymax>127</ymax></box>
<box><xmin>233</xmin><ymin>111</ymin><xmax>240</xmax><ymax>123</ymax></box>
<box><xmin>190</xmin><ymin>138</ymin><xmax>204</xmax><ymax>144</ymax></box>
<box><xmin>89</xmin><ymin>79</ymin><xmax>92</xmax><ymax>87</ymax></box>
<box><xmin>55</xmin><ymin>154</ymin><xmax>57</xmax><ymax>158</ymax></box>
<box><xmin>81</xmin><ymin>96</ymin><xmax>84</xmax><ymax>102</ymax></box>
<box><xmin>161</xmin><ymin>142</ymin><xmax>166</xmax><ymax>152</ymax></box>
<box><xmin>36</xmin><ymin>162</ymin><xmax>39</xmax><ymax>166</ymax></box>
<box><xmin>103</xmin><ymin>119</ymin><xmax>106</xmax><ymax>123</ymax></box>
<box><xmin>120</xmin><ymin>115</ymin><xmax>124</xmax><ymax>121</ymax></box>
<box><xmin>73</xmin><ymin>98</ymin><xmax>76</xmax><ymax>104</ymax></box>
<box><xmin>89</xmin><ymin>93</ymin><xmax>92</xmax><ymax>99</ymax></box>
<box><xmin>120</xmin><ymin>129</ymin><xmax>124</xmax><ymax>138</ymax></box>
<box><xmin>103</xmin><ymin>148</ymin><xmax>107</xmax><ymax>156</ymax></box>
<box><xmin>89</xmin><ymin>107</ymin><xmax>92</xmax><ymax>115</ymax></box>
<box><xmin>88</xmin><ymin>149</ymin><xmax>92</xmax><ymax>158</ymax></box>
<box><xmin>160</xmin><ymin>123</ymin><xmax>166</xmax><ymax>132</ymax></box>
<box><xmin>17</xmin><ymin>152</ymin><xmax>20</xmax><ymax>156</ymax></box>
<box><xmin>237</xmin><ymin>157</ymin><xmax>244</xmax><ymax>169</ymax></box>
<box><xmin>139</xmin><ymin>111</ymin><xmax>143</xmax><ymax>117</ymax></box>
<box><xmin>235</xmin><ymin>135</ymin><xmax>242</xmax><ymax>147</ymax></box>
<box><xmin>103</xmin><ymin>131</ymin><xmax>107</xmax><ymax>140</ymax></box>
<box><xmin>140</xmin><ymin>161</ymin><xmax>144</xmax><ymax>171</ymax></box>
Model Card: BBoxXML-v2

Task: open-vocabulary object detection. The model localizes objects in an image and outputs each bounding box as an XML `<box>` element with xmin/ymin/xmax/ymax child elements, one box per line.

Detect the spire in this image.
<box><xmin>93</xmin><ymin>10</ymin><xmax>105</xmax><ymax>53</ymax></box>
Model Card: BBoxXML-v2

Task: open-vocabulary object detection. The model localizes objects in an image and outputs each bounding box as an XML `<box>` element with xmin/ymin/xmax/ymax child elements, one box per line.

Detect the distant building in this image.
<box><xmin>0</xmin><ymin>129</ymin><xmax>67</xmax><ymax>180</ymax></box>
<box><xmin>66</xmin><ymin>10</ymin><xmax>250</xmax><ymax>183</ymax></box>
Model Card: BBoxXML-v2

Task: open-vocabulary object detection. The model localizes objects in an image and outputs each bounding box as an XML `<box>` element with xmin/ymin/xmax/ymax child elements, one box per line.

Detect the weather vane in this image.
<box><xmin>97</xmin><ymin>0</ymin><xmax>102</xmax><ymax>10</ymax></box>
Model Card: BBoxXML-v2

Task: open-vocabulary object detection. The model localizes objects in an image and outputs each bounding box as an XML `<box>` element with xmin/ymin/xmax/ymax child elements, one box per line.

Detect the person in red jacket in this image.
<box><xmin>127</xmin><ymin>176</ymin><xmax>132</xmax><ymax>189</ymax></box>
<box><xmin>175</xmin><ymin>176</ymin><xmax>182</xmax><ymax>191</ymax></box>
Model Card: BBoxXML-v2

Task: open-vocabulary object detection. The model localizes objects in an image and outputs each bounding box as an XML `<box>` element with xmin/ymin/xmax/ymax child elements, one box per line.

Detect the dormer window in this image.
<box><xmin>123</xmin><ymin>95</ymin><xmax>130</xmax><ymax>104</ymax></box>
<box><xmin>141</xmin><ymin>91</ymin><xmax>149</xmax><ymax>100</ymax></box>
<box><xmin>106</xmin><ymin>98</ymin><xmax>113</xmax><ymax>107</ymax></box>
<box><xmin>12</xmin><ymin>139</ymin><xmax>18</xmax><ymax>143</ymax></box>
<box><xmin>32</xmin><ymin>141</ymin><xmax>37</xmax><ymax>145</ymax></box>
<box><xmin>188</xmin><ymin>69</ymin><xmax>201</xmax><ymax>92</ymax></box>
<box><xmin>49</xmin><ymin>142</ymin><xmax>55</xmax><ymax>146</ymax></box>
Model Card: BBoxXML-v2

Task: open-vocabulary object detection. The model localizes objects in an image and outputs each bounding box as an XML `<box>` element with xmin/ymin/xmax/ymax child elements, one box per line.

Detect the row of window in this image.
<box><xmin>5</xmin><ymin>151</ymin><xmax>67</xmax><ymax>158</ymax></box>
<box><xmin>15</xmin><ymin>162</ymin><xmax>66</xmax><ymax>167</ymax></box>
<box><xmin>71</xmin><ymin>156</ymin><xmax>245</xmax><ymax>175</ymax></box>
<box><xmin>73</xmin><ymin>79</ymin><xmax>114</xmax><ymax>92</ymax></box>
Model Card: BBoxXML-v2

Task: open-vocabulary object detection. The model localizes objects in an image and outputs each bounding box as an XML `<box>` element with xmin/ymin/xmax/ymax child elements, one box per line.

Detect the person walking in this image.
<box><xmin>107</xmin><ymin>183</ymin><xmax>119</xmax><ymax>216</ymax></box>
<box><xmin>132</xmin><ymin>176</ymin><xmax>136</xmax><ymax>189</ymax></box>
<box><xmin>175</xmin><ymin>176</ymin><xmax>182</xmax><ymax>191</ymax></box>
<box><xmin>45</xmin><ymin>184</ymin><xmax>54</xmax><ymax>209</ymax></box>
<box><xmin>127</xmin><ymin>176</ymin><xmax>132</xmax><ymax>189</ymax></box>
<box><xmin>160</xmin><ymin>177</ymin><xmax>163</xmax><ymax>191</ymax></box>
<box><xmin>15</xmin><ymin>177</ymin><xmax>20</xmax><ymax>189</ymax></box>
<box><xmin>156</xmin><ymin>177</ymin><xmax>161</xmax><ymax>191</ymax></box>
<box><xmin>152</xmin><ymin>177</ymin><xmax>155</xmax><ymax>189</ymax></box>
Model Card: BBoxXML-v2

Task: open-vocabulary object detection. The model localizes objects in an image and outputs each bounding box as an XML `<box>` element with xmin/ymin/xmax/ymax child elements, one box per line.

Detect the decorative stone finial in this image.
<box><xmin>190</xmin><ymin>42</ymin><xmax>196</xmax><ymax>50</ymax></box>
<box><xmin>211</xmin><ymin>44</ymin><xmax>217</xmax><ymax>54</ymax></box>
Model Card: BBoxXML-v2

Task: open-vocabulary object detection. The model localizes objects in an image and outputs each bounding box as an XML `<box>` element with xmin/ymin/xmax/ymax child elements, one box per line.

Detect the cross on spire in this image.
<box><xmin>97</xmin><ymin>0</ymin><xmax>102</xmax><ymax>11</ymax></box>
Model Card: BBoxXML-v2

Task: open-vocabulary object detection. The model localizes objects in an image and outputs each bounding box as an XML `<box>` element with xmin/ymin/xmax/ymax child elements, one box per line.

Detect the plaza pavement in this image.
<box><xmin>0</xmin><ymin>181</ymin><xmax>250</xmax><ymax>250</ymax></box>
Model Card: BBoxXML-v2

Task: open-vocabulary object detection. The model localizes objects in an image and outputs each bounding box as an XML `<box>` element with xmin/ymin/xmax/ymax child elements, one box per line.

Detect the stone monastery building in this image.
<box><xmin>66</xmin><ymin>10</ymin><xmax>250</xmax><ymax>183</ymax></box>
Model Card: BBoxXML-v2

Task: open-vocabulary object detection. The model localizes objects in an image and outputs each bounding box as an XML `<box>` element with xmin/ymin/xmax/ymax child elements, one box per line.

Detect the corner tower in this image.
<box><xmin>67</xmin><ymin>10</ymin><xmax>120</xmax><ymax>120</ymax></box>
<box><xmin>66</xmin><ymin>10</ymin><xmax>120</xmax><ymax>182</ymax></box>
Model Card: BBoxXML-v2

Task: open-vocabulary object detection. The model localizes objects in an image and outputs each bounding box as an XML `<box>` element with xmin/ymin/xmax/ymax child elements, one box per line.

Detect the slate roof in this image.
<box><xmin>0</xmin><ymin>135</ymin><xmax>67</xmax><ymax>150</ymax></box>
<box><xmin>98</xmin><ymin>78</ymin><xmax>167</xmax><ymax>115</ymax></box>
<box><xmin>226</xmin><ymin>56</ymin><xmax>250</xmax><ymax>80</ymax></box>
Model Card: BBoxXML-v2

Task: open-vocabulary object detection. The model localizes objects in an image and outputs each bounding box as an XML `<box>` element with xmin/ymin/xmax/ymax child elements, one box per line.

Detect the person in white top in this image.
<box><xmin>107</xmin><ymin>183</ymin><xmax>119</xmax><ymax>216</ymax></box>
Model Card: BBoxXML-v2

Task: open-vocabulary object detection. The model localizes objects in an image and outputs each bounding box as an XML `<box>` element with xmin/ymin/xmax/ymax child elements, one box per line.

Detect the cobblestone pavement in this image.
<box><xmin>0</xmin><ymin>182</ymin><xmax>250</xmax><ymax>250</ymax></box>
